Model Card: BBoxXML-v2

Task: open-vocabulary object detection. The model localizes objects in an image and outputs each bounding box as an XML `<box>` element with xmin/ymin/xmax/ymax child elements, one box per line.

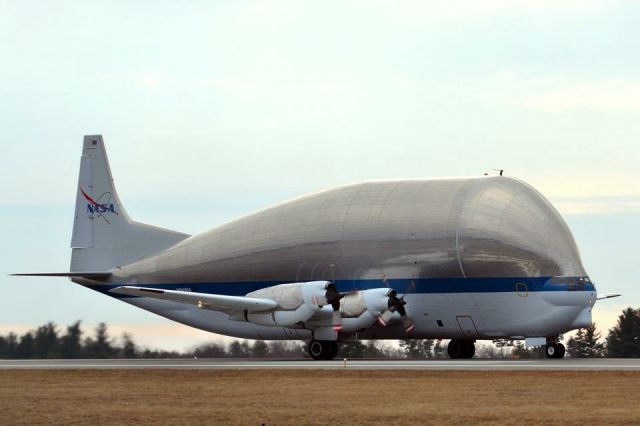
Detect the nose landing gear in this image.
<box><xmin>545</xmin><ymin>337</ymin><xmax>566</xmax><ymax>359</ymax></box>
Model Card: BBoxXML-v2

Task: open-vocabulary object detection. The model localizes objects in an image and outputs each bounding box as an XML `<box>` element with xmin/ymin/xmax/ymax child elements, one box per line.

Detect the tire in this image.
<box><xmin>327</xmin><ymin>341</ymin><xmax>339</xmax><ymax>360</ymax></box>
<box><xmin>308</xmin><ymin>340</ymin><xmax>339</xmax><ymax>360</ymax></box>
<box><xmin>462</xmin><ymin>341</ymin><xmax>475</xmax><ymax>359</ymax></box>
<box><xmin>545</xmin><ymin>344</ymin><xmax>556</xmax><ymax>358</ymax></box>
<box><xmin>309</xmin><ymin>340</ymin><xmax>325</xmax><ymax>360</ymax></box>
<box><xmin>555</xmin><ymin>343</ymin><xmax>565</xmax><ymax>359</ymax></box>
<box><xmin>448</xmin><ymin>340</ymin><xmax>475</xmax><ymax>359</ymax></box>
<box><xmin>448</xmin><ymin>340</ymin><xmax>464</xmax><ymax>359</ymax></box>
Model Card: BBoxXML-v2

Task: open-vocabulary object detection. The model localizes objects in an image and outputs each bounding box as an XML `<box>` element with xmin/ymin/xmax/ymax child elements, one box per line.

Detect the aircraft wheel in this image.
<box><xmin>447</xmin><ymin>340</ymin><xmax>463</xmax><ymax>358</ymax></box>
<box><xmin>462</xmin><ymin>341</ymin><xmax>475</xmax><ymax>359</ymax></box>
<box><xmin>309</xmin><ymin>340</ymin><xmax>324</xmax><ymax>360</ymax></box>
<box><xmin>308</xmin><ymin>340</ymin><xmax>338</xmax><ymax>360</ymax></box>
<box><xmin>545</xmin><ymin>344</ymin><xmax>555</xmax><ymax>358</ymax></box>
<box><xmin>546</xmin><ymin>343</ymin><xmax>565</xmax><ymax>358</ymax></box>
<box><xmin>327</xmin><ymin>341</ymin><xmax>339</xmax><ymax>360</ymax></box>
<box><xmin>448</xmin><ymin>340</ymin><xmax>476</xmax><ymax>359</ymax></box>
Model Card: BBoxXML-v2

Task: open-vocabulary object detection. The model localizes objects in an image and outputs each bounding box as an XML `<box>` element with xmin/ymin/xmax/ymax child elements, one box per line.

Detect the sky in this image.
<box><xmin>1</xmin><ymin>1</ymin><xmax>639</xmax><ymax>350</ymax></box>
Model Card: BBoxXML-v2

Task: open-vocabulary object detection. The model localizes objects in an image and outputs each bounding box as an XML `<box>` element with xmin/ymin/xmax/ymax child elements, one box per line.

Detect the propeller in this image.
<box><xmin>377</xmin><ymin>289</ymin><xmax>415</xmax><ymax>333</ymax></box>
<box><xmin>324</xmin><ymin>283</ymin><xmax>344</xmax><ymax>331</ymax></box>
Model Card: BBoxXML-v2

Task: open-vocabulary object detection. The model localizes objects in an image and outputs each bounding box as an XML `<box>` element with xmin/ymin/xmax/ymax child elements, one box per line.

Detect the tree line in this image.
<box><xmin>1</xmin><ymin>307</ymin><xmax>639</xmax><ymax>359</ymax></box>
<box><xmin>512</xmin><ymin>307</ymin><xmax>640</xmax><ymax>359</ymax></box>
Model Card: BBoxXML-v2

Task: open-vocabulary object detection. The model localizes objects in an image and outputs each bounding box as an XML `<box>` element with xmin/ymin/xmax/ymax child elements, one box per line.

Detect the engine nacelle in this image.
<box><xmin>232</xmin><ymin>282</ymin><xmax>411</xmax><ymax>333</ymax></box>
<box><xmin>240</xmin><ymin>281</ymin><xmax>333</xmax><ymax>326</ymax></box>
<box><xmin>337</xmin><ymin>288</ymin><xmax>398</xmax><ymax>333</ymax></box>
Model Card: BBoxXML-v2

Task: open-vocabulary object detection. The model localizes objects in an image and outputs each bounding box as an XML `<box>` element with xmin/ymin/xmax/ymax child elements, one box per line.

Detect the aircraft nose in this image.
<box><xmin>455</xmin><ymin>178</ymin><xmax>588</xmax><ymax>277</ymax></box>
<box><xmin>570</xmin><ymin>306</ymin><xmax>593</xmax><ymax>329</ymax></box>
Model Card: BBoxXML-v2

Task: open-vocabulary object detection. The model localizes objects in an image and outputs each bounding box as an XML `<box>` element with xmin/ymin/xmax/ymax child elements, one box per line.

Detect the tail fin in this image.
<box><xmin>70</xmin><ymin>135</ymin><xmax>189</xmax><ymax>272</ymax></box>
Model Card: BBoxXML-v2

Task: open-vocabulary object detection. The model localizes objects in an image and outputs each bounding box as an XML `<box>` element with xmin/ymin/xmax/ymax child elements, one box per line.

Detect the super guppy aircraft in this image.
<box><xmin>15</xmin><ymin>135</ymin><xmax>617</xmax><ymax>360</ymax></box>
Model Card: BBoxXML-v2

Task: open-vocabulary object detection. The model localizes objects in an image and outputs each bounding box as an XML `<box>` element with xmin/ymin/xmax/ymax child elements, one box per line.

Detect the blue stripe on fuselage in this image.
<box><xmin>82</xmin><ymin>276</ymin><xmax>595</xmax><ymax>298</ymax></box>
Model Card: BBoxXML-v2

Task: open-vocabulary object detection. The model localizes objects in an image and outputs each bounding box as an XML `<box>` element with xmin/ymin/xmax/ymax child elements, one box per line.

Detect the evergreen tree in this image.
<box><xmin>251</xmin><ymin>340</ymin><xmax>269</xmax><ymax>358</ymax></box>
<box><xmin>33</xmin><ymin>323</ymin><xmax>59</xmax><ymax>358</ymax></box>
<box><xmin>85</xmin><ymin>323</ymin><xmax>116</xmax><ymax>358</ymax></box>
<box><xmin>194</xmin><ymin>342</ymin><xmax>227</xmax><ymax>358</ymax></box>
<box><xmin>240</xmin><ymin>341</ymin><xmax>251</xmax><ymax>357</ymax></box>
<box><xmin>228</xmin><ymin>340</ymin><xmax>245</xmax><ymax>357</ymax></box>
<box><xmin>17</xmin><ymin>332</ymin><xmax>35</xmax><ymax>358</ymax></box>
<box><xmin>60</xmin><ymin>321</ymin><xmax>83</xmax><ymax>358</ymax></box>
<box><xmin>607</xmin><ymin>307</ymin><xmax>640</xmax><ymax>357</ymax></box>
<box><xmin>5</xmin><ymin>333</ymin><xmax>18</xmax><ymax>358</ymax></box>
<box><xmin>567</xmin><ymin>328</ymin><xmax>583</xmax><ymax>357</ymax></box>
<box><xmin>121</xmin><ymin>333</ymin><xmax>137</xmax><ymax>358</ymax></box>
<box><xmin>567</xmin><ymin>325</ymin><xmax>604</xmax><ymax>358</ymax></box>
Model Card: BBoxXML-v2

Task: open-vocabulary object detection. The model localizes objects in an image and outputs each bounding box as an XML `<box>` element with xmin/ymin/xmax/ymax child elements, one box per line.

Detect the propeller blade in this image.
<box><xmin>378</xmin><ymin>310</ymin><xmax>394</xmax><ymax>326</ymax></box>
<box><xmin>324</xmin><ymin>283</ymin><xmax>344</xmax><ymax>310</ymax></box>
<box><xmin>332</xmin><ymin>310</ymin><xmax>343</xmax><ymax>332</ymax></box>
<box><xmin>402</xmin><ymin>315</ymin><xmax>415</xmax><ymax>334</ymax></box>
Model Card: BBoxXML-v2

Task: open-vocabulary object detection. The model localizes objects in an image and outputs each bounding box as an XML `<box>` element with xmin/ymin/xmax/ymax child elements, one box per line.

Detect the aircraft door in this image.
<box><xmin>456</xmin><ymin>315</ymin><xmax>479</xmax><ymax>338</ymax></box>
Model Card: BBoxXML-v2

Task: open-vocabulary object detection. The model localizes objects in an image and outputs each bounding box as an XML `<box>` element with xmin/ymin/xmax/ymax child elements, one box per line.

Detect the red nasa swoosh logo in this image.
<box><xmin>81</xmin><ymin>187</ymin><xmax>118</xmax><ymax>224</ymax></box>
<box><xmin>80</xmin><ymin>188</ymin><xmax>100</xmax><ymax>206</ymax></box>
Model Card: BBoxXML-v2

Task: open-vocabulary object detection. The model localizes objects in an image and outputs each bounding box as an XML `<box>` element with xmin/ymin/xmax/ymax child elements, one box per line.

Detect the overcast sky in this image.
<box><xmin>1</xmin><ymin>1</ymin><xmax>639</xmax><ymax>350</ymax></box>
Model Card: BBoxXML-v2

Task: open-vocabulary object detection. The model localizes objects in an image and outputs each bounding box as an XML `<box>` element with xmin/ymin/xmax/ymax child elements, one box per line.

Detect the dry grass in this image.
<box><xmin>0</xmin><ymin>370</ymin><xmax>639</xmax><ymax>425</ymax></box>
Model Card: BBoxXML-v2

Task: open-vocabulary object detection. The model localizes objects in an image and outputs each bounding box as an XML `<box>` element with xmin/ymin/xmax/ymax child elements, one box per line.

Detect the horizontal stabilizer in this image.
<box><xmin>110</xmin><ymin>286</ymin><xmax>278</xmax><ymax>313</ymax></box>
<box><xmin>11</xmin><ymin>272</ymin><xmax>112</xmax><ymax>279</ymax></box>
<box><xmin>596</xmin><ymin>293</ymin><xmax>621</xmax><ymax>300</ymax></box>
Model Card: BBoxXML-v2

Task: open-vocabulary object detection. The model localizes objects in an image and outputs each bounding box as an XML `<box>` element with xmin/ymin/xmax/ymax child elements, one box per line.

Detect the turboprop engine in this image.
<box><xmin>233</xmin><ymin>281</ymin><xmax>414</xmax><ymax>334</ymax></box>
<box><xmin>237</xmin><ymin>281</ymin><xmax>337</xmax><ymax>327</ymax></box>
<box><xmin>339</xmin><ymin>288</ymin><xmax>415</xmax><ymax>334</ymax></box>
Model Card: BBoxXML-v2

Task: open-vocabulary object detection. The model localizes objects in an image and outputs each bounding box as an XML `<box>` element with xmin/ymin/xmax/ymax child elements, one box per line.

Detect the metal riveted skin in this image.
<box><xmin>82</xmin><ymin>176</ymin><xmax>594</xmax><ymax>341</ymax></box>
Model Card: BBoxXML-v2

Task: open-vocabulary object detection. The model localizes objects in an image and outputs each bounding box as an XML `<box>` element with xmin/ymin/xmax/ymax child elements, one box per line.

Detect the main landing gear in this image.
<box><xmin>545</xmin><ymin>337</ymin><xmax>566</xmax><ymax>359</ymax></box>
<box><xmin>447</xmin><ymin>339</ymin><xmax>475</xmax><ymax>359</ymax></box>
<box><xmin>308</xmin><ymin>340</ymin><xmax>339</xmax><ymax>360</ymax></box>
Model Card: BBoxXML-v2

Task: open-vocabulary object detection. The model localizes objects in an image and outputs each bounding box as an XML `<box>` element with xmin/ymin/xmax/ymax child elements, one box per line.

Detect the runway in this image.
<box><xmin>1</xmin><ymin>358</ymin><xmax>639</xmax><ymax>370</ymax></box>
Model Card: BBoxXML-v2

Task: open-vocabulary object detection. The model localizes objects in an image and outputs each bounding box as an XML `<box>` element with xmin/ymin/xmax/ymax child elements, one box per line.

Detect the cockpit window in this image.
<box><xmin>550</xmin><ymin>276</ymin><xmax>588</xmax><ymax>290</ymax></box>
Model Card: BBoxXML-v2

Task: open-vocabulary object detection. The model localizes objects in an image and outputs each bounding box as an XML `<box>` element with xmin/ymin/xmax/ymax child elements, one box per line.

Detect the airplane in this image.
<box><xmin>13</xmin><ymin>135</ymin><xmax>620</xmax><ymax>360</ymax></box>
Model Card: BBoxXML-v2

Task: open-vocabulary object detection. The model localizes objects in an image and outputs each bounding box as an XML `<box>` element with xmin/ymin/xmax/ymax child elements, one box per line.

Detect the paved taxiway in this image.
<box><xmin>1</xmin><ymin>358</ymin><xmax>639</xmax><ymax>370</ymax></box>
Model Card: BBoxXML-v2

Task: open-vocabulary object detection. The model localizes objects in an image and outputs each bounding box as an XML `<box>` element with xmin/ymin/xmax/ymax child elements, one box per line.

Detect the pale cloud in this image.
<box><xmin>552</xmin><ymin>197</ymin><xmax>640</xmax><ymax>215</ymax></box>
<box><xmin>530</xmin><ymin>175</ymin><xmax>640</xmax><ymax>215</ymax></box>
<box><xmin>133</xmin><ymin>73</ymin><xmax>174</xmax><ymax>92</ymax></box>
<box><xmin>129</xmin><ymin>72</ymin><xmax>353</xmax><ymax>97</ymax></box>
<box><xmin>529</xmin><ymin>175</ymin><xmax>640</xmax><ymax>199</ymax></box>
<box><xmin>106</xmin><ymin>323</ymin><xmax>233</xmax><ymax>351</ymax></box>
<box><xmin>592</xmin><ymin>301</ymin><xmax>629</xmax><ymax>337</ymax></box>
<box><xmin>366</xmin><ymin>0</ymin><xmax>609</xmax><ymax>25</ymax></box>
<box><xmin>465</xmin><ymin>71</ymin><xmax>640</xmax><ymax>114</ymax></box>
<box><xmin>520</xmin><ymin>80</ymin><xmax>640</xmax><ymax>113</ymax></box>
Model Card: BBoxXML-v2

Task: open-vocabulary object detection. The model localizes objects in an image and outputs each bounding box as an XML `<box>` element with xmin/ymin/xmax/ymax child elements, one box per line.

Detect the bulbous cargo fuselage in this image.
<box><xmin>109</xmin><ymin>176</ymin><xmax>595</xmax><ymax>341</ymax></box>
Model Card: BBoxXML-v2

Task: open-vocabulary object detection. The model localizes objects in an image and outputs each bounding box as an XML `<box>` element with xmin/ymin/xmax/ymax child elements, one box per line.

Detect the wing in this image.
<box><xmin>11</xmin><ymin>272</ymin><xmax>112</xmax><ymax>279</ymax></box>
<box><xmin>109</xmin><ymin>286</ymin><xmax>278</xmax><ymax>313</ymax></box>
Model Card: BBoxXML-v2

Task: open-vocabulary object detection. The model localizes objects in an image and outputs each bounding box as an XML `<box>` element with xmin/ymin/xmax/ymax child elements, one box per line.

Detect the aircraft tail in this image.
<box><xmin>70</xmin><ymin>135</ymin><xmax>189</xmax><ymax>272</ymax></box>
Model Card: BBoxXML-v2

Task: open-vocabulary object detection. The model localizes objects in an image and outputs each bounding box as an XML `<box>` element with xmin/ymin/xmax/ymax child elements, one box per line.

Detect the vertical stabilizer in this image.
<box><xmin>70</xmin><ymin>135</ymin><xmax>189</xmax><ymax>272</ymax></box>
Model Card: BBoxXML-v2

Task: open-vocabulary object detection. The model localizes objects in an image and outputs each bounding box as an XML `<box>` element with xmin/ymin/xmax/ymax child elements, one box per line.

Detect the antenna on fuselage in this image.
<box><xmin>484</xmin><ymin>169</ymin><xmax>504</xmax><ymax>176</ymax></box>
